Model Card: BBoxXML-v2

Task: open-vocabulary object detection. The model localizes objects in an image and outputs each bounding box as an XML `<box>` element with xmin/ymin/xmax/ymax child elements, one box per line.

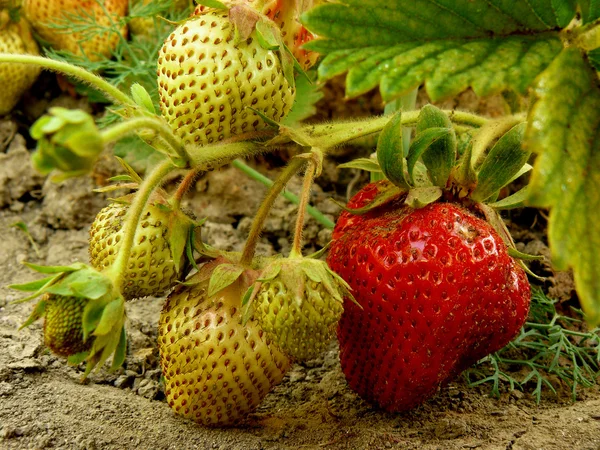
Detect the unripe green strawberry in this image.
<box><xmin>0</xmin><ymin>11</ymin><xmax>41</xmax><ymax>115</ymax></box>
<box><xmin>249</xmin><ymin>257</ymin><xmax>351</xmax><ymax>361</ymax></box>
<box><xmin>159</xmin><ymin>263</ymin><xmax>291</xmax><ymax>426</ymax></box>
<box><xmin>157</xmin><ymin>8</ymin><xmax>295</xmax><ymax>146</ymax></box>
<box><xmin>22</xmin><ymin>0</ymin><xmax>128</xmax><ymax>61</ymax></box>
<box><xmin>43</xmin><ymin>293</ymin><xmax>92</xmax><ymax>357</ymax></box>
<box><xmin>89</xmin><ymin>200</ymin><xmax>192</xmax><ymax>300</ymax></box>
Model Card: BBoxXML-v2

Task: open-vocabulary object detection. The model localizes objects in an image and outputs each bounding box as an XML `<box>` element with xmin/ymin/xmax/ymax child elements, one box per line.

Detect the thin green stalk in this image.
<box><xmin>0</xmin><ymin>54</ymin><xmax>134</xmax><ymax>106</ymax></box>
<box><xmin>240</xmin><ymin>158</ymin><xmax>306</xmax><ymax>266</ymax></box>
<box><xmin>232</xmin><ymin>159</ymin><xmax>334</xmax><ymax>229</ymax></box>
<box><xmin>290</xmin><ymin>162</ymin><xmax>317</xmax><ymax>258</ymax></box>
<box><xmin>107</xmin><ymin>159</ymin><xmax>176</xmax><ymax>291</ymax></box>
<box><xmin>100</xmin><ymin>116</ymin><xmax>187</xmax><ymax>164</ymax></box>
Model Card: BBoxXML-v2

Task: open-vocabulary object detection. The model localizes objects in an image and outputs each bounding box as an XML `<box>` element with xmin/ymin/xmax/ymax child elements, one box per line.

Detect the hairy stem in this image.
<box><xmin>108</xmin><ymin>160</ymin><xmax>176</xmax><ymax>291</ymax></box>
<box><xmin>304</xmin><ymin>110</ymin><xmax>488</xmax><ymax>150</ymax></box>
<box><xmin>290</xmin><ymin>161</ymin><xmax>316</xmax><ymax>257</ymax></box>
<box><xmin>171</xmin><ymin>167</ymin><xmax>204</xmax><ymax>210</ymax></box>
<box><xmin>232</xmin><ymin>159</ymin><xmax>334</xmax><ymax>229</ymax></box>
<box><xmin>187</xmin><ymin>141</ymin><xmax>266</xmax><ymax>169</ymax></box>
<box><xmin>100</xmin><ymin>116</ymin><xmax>187</xmax><ymax>164</ymax></box>
<box><xmin>240</xmin><ymin>157</ymin><xmax>306</xmax><ymax>266</ymax></box>
<box><xmin>0</xmin><ymin>54</ymin><xmax>134</xmax><ymax>106</ymax></box>
<box><xmin>470</xmin><ymin>114</ymin><xmax>525</xmax><ymax>167</ymax></box>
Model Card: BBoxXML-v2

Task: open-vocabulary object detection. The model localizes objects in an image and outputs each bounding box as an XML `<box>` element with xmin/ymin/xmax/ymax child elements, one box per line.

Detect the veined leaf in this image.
<box><xmin>579</xmin><ymin>0</ymin><xmax>600</xmax><ymax>24</ymax></box>
<box><xmin>302</xmin><ymin>0</ymin><xmax>567</xmax><ymax>101</ymax></box>
<box><xmin>525</xmin><ymin>47</ymin><xmax>600</xmax><ymax>325</ymax></box>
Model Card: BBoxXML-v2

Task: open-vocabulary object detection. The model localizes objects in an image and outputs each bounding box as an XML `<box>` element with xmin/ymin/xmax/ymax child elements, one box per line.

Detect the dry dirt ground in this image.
<box><xmin>1</xmin><ymin>90</ymin><xmax>600</xmax><ymax>449</ymax></box>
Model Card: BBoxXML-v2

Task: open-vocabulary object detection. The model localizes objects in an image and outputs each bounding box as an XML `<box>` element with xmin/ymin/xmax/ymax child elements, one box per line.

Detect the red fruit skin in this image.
<box><xmin>327</xmin><ymin>181</ymin><xmax>530</xmax><ymax>412</ymax></box>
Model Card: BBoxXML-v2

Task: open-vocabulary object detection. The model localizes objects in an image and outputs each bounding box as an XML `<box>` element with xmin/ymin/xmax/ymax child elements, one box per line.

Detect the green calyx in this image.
<box><xmin>10</xmin><ymin>262</ymin><xmax>127</xmax><ymax>377</ymax></box>
<box><xmin>30</xmin><ymin>107</ymin><xmax>103</xmax><ymax>182</ymax></box>
<box><xmin>339</xmin><ymin>107</ymin><xmax>531</xmax><ymax>214</ymax></box>
<box><xmin>242</xmin><ymin>255</ymin><xmax>355</xmax><ymax>361</ymax></box>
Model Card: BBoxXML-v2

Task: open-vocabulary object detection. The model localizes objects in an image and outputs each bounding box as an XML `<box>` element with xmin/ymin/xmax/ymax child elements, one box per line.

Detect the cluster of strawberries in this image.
<box><xmin>6</xmin><ymin>0</ymin><xmax>530</xmax><ymax>428</ymax></box>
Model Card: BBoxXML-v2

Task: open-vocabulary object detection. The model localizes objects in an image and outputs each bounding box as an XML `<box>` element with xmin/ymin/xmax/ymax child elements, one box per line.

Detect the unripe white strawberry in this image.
<box><xmin>159</xmin><ymin>262</ymin><xmax>291</xmax><ymax>426</ymax></box>
<box><xmin>157</xmin><ymin>8</ymin><xmax>295</xmax><ymax>147</ymax></box>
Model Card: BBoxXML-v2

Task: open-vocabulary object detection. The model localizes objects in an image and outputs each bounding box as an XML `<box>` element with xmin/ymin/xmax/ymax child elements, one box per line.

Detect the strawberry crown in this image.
<box><xmin>339</xmin><ymin>106</ymin><xmax>531</xmax><ymax>213</ymax></box>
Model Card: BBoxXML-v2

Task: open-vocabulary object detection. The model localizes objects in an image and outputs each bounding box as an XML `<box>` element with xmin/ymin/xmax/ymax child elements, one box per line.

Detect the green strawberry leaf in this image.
<box><xmin>579</xmin><ymin>0</ymin><xmax>600</xmax><ymax>23</ymax></box>
<box><xmin>471</xmin><ymin>123</ymin><xmax>530</xmax><ymax>202</ymax></box>
<box><xmin>9</xmin><ymin>276</ymin><xmax>56</xmax><ymax>292</ymax></box>
<box><xmin>110</xmin><ymin>327</ymin><xmax>128</xmax><ymax>371</ymax></box>
<box><xmin>337</xmin><ymin>157</ymin><xmax>382</xmax><ymax>173</ymax></box>
<box><xmin>302</xmin><ymin>1</ymin><xmax>566</xmax><ymax>101</ymax></box>
<box><xmin>407</xmin><ymin>127</ymin><xmax>452</xmax><ymax>186</ymax></box>
<box><xmin>130</xmin><ymin>83</ymin><xmax>156</xmax><ymax>114</ymax></box>
<box><xmin>414</xmin><ymin>105</ymin><xmax>456</xmax><ymax>187</ymax></box>
<box><xmin>67</xmin><ymin>351</ymin><xmax>89</xmax><ymax>365</ymax></box>
<box><xmin>507</xmin><ymin>247</ymin><xmax>545</xmax><ymax>262</ymax></box>
<box><xmin>524</xmin><ymin>47</ymin><xmax>600</xmax><ymax>325</ymax></box>
<box><xmin>82</xmin><ymin>298</ymin><xmax>108</xmax><ymax>339</ymax></box>
<box><xmin>94</xmin><ymin>298</ymin><xmax>125</xmax><ymax>337</ymax></box>
<box><xmin>588</xmin><ymin>48</ymin><xmax>600</xmax><ymax>71</ymax></box>
<box><xmin>334</xmin><ymin>184</ymin><xmax>406</xmax><ymax>215</ymax></box>
<box><xmin>377</xmin><ymin>111</ymin><xmax>410</xmax><ymax>189</ymax></box>
<box><xmin>19</xmin><ymin>298</ymin><xmax>47</xmax><ymax>330</ymax></box>
<box><xmin>258</xmin><ymin>261</ymin><xmax>282</xmax><ymax>282</ymax></box>
<box><xmin>167</xmin><ymin>211</ymin><xmax>195</xmax><ymax>273</ymax></box>
<box><xmin>487</xmin><ymin>186</ymin><xmax>529</xmax><ymax>210</ymax></box>
<box><xmin>255</xmin><ymin>20</ymin><xmax>280</xmax><ymax>51</ymax></box>
<box><xmin>405</xmin><ymin>186</ymin><xmax>442</xmax><ymax>209</ymax></box>
<box><xmin>23</xmin><ymin>262</ymin><xmax>84</xmax><ymax>274</ymax></box>
<box><xmin>282</xmin><ymin>70</ymin><xmax>324</xmax><ymax>126</ymax></box>
<box><xmin>196</xmin><ymin>0</ymin><xmax>227</xmax><ymax>9</ymax></box>
<box><xmin>208</xmin><ymin>264</ymin><xmax>244</xmax><ymax>297</ymax></box>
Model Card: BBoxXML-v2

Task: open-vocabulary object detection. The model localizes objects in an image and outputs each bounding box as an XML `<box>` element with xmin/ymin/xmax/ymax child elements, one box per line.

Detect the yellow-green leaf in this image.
<box><xmin>525</xmin><ymin>47</ymin><xmax>600</xmax><ymax>325</ymax></box>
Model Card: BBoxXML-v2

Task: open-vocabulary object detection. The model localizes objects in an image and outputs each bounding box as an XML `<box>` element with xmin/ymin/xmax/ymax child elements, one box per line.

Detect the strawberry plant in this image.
<box><xmin>1</xmin><ymin>0</ymin><xmax>600</xmax><ymax>427</ymax></box>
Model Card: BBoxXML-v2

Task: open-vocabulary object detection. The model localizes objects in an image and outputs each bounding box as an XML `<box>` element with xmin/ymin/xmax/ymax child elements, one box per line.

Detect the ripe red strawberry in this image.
<box><xmin>0</xmin><ymin>10</ymin><xmax>41</xmax><ymax>115</ymax></box>
<box><xmin>22</xmin><ymin>0</ymin><xmax>128</xmax><ymax>61</ymax></box>
<box><xmin>158</xmin><ymin>261</ymin><xmax>291</xmax><ymax>426</ymax></box>
<box><xmin>327</xmin><ymin>180</ymin><xmax>531</xmax><ymax>412</ymax></box>
<box><xmin>157</xmin><ymin>8</ymin><xmax>295</xmax><ymax>147</ymax></box>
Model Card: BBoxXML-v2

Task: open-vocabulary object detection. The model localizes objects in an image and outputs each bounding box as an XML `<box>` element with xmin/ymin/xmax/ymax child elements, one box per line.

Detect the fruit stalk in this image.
<box><xmin>107</xmin><ymin>159</ymin><xmax>177</xmax><ymax>291</ymax></box>
<box><xmin>171</xmin><ymin>166</ymin><xmax>203</xmax><ymax>210</ymax></box>
<box><xmin>290</xmin><ymin>160</ymin><xmax>316</xmax><ymax>257</ymax></box>
<box><xmin>240</xmin><ymin>157</ymin><xmax>306</xmax><ymax>266</ymax></box>
<box><xmin>100</xmin><ymin>116</ymin><xmax>188</xmax><ymax>165</ymax></box>
<box><xmin>232</xmin><ymin>159</ymin><xmax>334</xmax><ymax>229</ymax></box>
<box><xmin>0</xmin><ymin>54</ymin><xmax>134</xmax><ymax>106</ymax></box>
